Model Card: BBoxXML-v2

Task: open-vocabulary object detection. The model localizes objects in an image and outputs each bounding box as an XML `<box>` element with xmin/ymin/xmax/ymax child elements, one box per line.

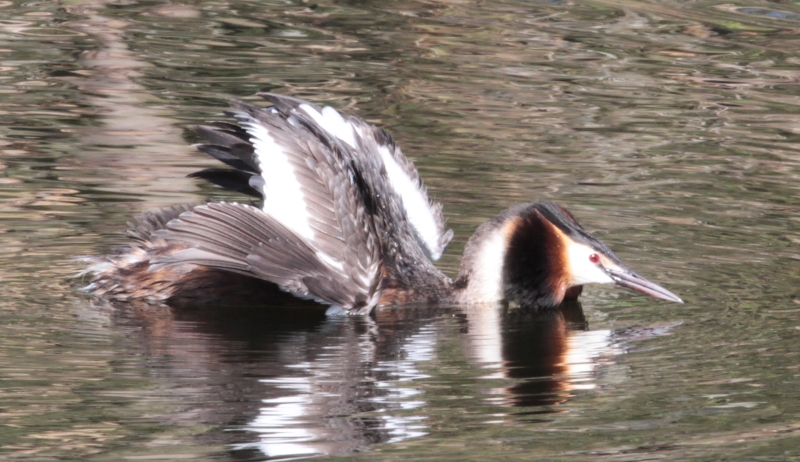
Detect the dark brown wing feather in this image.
<box><xmin>187</xmin><ymin>168</ymin><xmax>262</xmax><ymax>198</ymax></box>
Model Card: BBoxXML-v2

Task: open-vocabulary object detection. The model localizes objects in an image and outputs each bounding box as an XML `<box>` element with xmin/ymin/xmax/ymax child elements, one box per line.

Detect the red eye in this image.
<box><xmin>589</xmin><ymin>253</ymin><xmax>600</xmax><ymax>264</ymax></box>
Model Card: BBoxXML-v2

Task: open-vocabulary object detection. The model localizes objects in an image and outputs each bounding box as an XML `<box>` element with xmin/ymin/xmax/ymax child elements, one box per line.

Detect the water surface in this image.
<box><xmin>1</xmin><ymin>0</ymin><xmax>799</xmax><ymax>460</ymax></box>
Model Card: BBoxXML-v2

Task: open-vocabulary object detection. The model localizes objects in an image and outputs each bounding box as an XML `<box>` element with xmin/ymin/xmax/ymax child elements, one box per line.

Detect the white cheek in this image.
<box><xmin>566</xmin><ymin>244</ymin><xmax>614</xmax><ymax>286</ymax></box>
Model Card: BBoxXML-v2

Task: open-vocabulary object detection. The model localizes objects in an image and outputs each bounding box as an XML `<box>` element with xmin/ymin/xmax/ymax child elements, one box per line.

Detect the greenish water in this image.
<box><xmin>1</xmin><ymin>0</ymin><xmax>799</xmax><ymax>460</ymax></box>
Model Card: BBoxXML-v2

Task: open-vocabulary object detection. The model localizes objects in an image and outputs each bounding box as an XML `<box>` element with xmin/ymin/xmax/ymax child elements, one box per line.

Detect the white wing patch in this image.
<box><xmin>377</xmin><ymin>146</ymin><xmax>444</xmax><ymax>260</ymax></box>
<box><xmin>298</xmin><ymin>102</ymin><xmax>447</xmax><ymax>261</ymax></box>
<box><xmin>240</xmin><ymin>116</ymin><xmax>314</xmax><ymax>241</ymax></box>
<box><xmin>241</xmin><ymin>117</ymin><xmax>352</xmax><ymax>278</ymax></box>
<box><xmin>298</xmin><ymin>103</ymin><xmax>358</xmax><ymax>147</ymax></box>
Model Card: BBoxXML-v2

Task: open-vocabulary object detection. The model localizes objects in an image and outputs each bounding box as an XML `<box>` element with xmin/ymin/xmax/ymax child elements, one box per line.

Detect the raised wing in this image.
<box><xmin>256</xmin><ymin>93</ymin><xmax>453</xmax><ymax>261</ymax></box>
<box><xmin>155</xmin><ymin>101</ymin><xmax>387</xmax><ymax>312</ymax></box>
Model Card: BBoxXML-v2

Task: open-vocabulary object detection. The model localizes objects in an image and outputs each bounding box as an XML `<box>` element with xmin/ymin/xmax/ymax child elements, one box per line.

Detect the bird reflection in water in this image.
<box><xmin>460</xmin><ymin>301</ymin><xmax>617</xmax><ymax>410</ymax></box>
<box><xmin>97</xmin><ymin>299</ymin><xmax>673</xmax><ymax>459</ymax></box>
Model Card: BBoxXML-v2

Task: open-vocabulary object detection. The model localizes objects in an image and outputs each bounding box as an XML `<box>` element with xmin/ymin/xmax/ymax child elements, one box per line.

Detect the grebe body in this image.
<box><xmin>84</xmin><ymin>94</ymin><xmax>682</xmax><ymax>313</ymax></box>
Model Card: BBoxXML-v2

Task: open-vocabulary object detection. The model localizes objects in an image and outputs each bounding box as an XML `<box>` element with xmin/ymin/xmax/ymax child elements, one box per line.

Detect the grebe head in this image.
<box><xmin>455</xmin><ymin>201</ymin><xmax>682</xmax><ymax>308</ymax></box>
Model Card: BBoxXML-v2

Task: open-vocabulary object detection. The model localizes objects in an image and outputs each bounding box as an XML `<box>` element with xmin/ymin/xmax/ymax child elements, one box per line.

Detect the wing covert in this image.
<box><xmin>152</xmin><ymin>202</ymin><xmax>382</xmax><ymax>312</ymax></box>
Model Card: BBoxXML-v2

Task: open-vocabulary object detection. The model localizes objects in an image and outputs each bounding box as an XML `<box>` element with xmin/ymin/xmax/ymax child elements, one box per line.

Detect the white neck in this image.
<box><xmin>456</xmin><ymin>218</ymin><xmax>516</xmax><ymax>304</ymax></box>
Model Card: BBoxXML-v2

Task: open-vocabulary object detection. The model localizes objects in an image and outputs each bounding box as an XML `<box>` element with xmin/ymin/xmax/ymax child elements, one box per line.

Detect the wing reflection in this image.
<box><xmin>90</xmin><ymin>300</ymin><xmax>668</xmax><ymax>459</ymax></box>
<box><xmin>236</xmin><ymin>318</ymin><xmax>435</xmax><ymax>458</ymax></box>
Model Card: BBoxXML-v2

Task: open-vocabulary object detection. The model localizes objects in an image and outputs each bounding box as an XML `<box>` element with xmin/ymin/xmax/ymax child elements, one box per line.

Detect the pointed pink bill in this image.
<box><xmin>605</xmin><ymin>268</ymin><xmax>683</xmax><ymax>303</ymax></box>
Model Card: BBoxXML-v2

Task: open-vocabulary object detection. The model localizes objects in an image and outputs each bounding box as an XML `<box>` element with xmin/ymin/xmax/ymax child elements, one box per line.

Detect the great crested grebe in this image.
<box><xmin>84</xmin><ymin>93</ymin><xmax>682</xmax><ymax>313</ymax></box>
